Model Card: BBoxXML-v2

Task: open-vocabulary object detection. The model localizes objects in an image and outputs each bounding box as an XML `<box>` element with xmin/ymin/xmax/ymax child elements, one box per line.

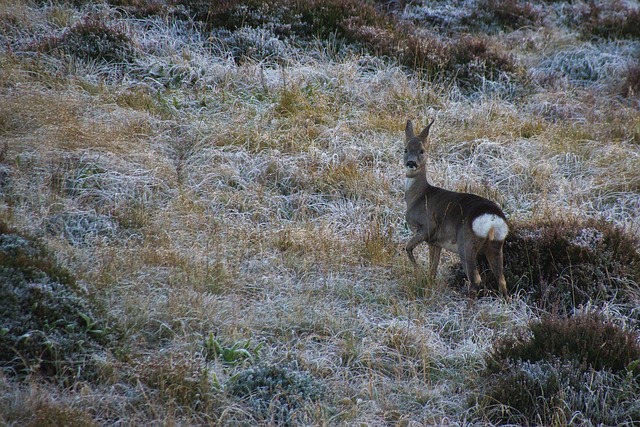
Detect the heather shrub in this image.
<box><xmin>448</xmin><ymin>218</ymin><xmax>640</xmax><ymax>312</ymax></box>
<box><xmin>195</xmin><ymin>0</ymin><xmax>386</xmax><ymax>40</ymax></box>
<box><xmin>474</xmin><ymin>358</ymin><xmax>640</xmax><ymax>426</ymax></box>
<box><xmin>473</xmin><ymin>312</ymin><xmax>640</xmax><ymax>425</ymax></box>
<box><xmin>0</xmin><ymin>222</ymin><xmax>115</xmax><ymax>383</ymax></box>
<box><xmin>506</xmin><ymin>218</ymin><xmax>640</xmax><ymax>309</ymax></box>
<box><xmin>213</xmin><ymin>27</ymin><xmax>295</xmax><ymax>65</ymax></box>
<box><xmin>465</xmin><ymin>0</ymin><xmax>543</xmax><ymax>32</ymax></box>
<box><xmin>108</xmin><ymin>0</ymin><xmax>178</xmax><ymax>18</ymax></box>
<box><xmin>448</xmin><ymin>35</ymin><xmax>517</xmax><ymax>88</ymax></box>
<box><xmin>573</xmin><ymin>0</ymin><xmax>640</xmax><ymax>40</ymax></box>
<box><xmin>195</xmin><ymin>0</ymin><xmax>518</xmax><ymax>87</ymax></box>
<box><xmin>622</xmin><ymin>64</ymin><xmax>640</xmax><ymax>98</ymax></box>
<box><xmin>34</xmin><ymin>15</ymin><xmax>134</xmax><ymax>63</ymax></box>
<box><xmin>488</xmin><ymin>313</ymin><xmax>640</xmax><ymax>374</ymax></box>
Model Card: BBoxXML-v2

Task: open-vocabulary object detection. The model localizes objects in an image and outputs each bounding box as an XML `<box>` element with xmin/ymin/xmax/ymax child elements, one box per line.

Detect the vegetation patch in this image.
<box><xmin>449</xmin><ymin>217</ymin><xmax>640</xmax><ymax>313</ymax></box>
<box><xmin>227</xmin><ymin>363</ymin><xmax>328</xmax><ymax>426</ymax></box>
<box><xmin>621</xmin><ymin>63</ymin><xmax>640</xmax><ymax>98</ymax></box>
<box><xmin>32</xmin><ymin>15</ymin><xmax>134</xmax><ymax>63</ymax></box>
<box><xmin>472</xmin><ymin>311</ymin><xmax>640</xmax><ymax>425</ymax></box>
<box><xmin>196</xmin><ymin>0</ymin><xmax>518</xmax><ymax>88</ymax></box>
<box><xmin>465</xmin><ymin>0</ymin><xmax>543</xmax><ymax>32</ymax></box>
<box><xmin>572</xmin><ymin>0</ymin><xmax>640</xmax><ymax>40</ymax></box>
<box><xmin>203</xmin><ymin>332</ymin><xmax>263</xmax><ymax>366</ymax></box>
<box><xmin>132</xmin><ymin>351</ymin><xmax>216</xmax><ymax>414</ymax></box>
<box><xmin>0</xmin><ymin>221</ymin><xmax>116</xmax><ymax>384</ymax></box>
<box><xmin>488</xmin><ymin>312</ymin><xmax>640</xmax><ymax>374</ymax></box>
<box><xmin>108</xmin><ymin>0</ymin><xmax>179</xmax><ymax>18</ymax></box>
<box><xmin>1</xmin><ymin>0</ymin><xmax>639</xmax><ymax>424</ymax></box>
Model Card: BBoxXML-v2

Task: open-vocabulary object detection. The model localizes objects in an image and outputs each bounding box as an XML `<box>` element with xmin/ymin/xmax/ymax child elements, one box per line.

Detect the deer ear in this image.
<box><xmin>405</xmin><ymin>120</ymin><xmax>415</xmax><ymax>141</ymax></box>
<box><xmin>419</xmin><ymin>119</ymin><xmax>435</xmax><ymax>139</ymax></box>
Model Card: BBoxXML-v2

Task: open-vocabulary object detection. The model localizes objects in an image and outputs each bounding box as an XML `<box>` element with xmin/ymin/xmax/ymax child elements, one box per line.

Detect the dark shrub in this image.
<box><xmin>473</xmin><ymin>312</ymin><xmax>640</xmax><ymax>425</ymax></box>
<box><xmin>108</xmin><ymin>0</ymin><xmax>178</xmax><ymax>18</ymax></box>
<box><xmin>194</xmin><ymin>0</ymin><xmax>518</xmax><ymax>87</ymax></box>
<box><xmin>449</xmin><ymin>217</ymin><xmax>640</xmax><ymax>312</ymax></box>
<box><xmin>466</xmin><ymin>0</ymin><xmax>542</xmax><ymax>32</ymax></box>
<box><xmin>449</xmin><ymin>35</ymin><xmax>517</xmax><ymax>87</ymax></box>
<box><xmin>621</xmin><ymin>64</ymin><xmax>640</xmax><ymax>98</ymax></box>
<box><xmin>507</xmin><ymin>218</ymin><xmax>640</xmax><ymax>310</ymax></box>
<box><xmin>189</xmin><ymin>0</ymin><xmax>385</xmax><ymax>40</ymax></box>
<box><xmin>474</xmin><ymin>358</ymin><xmax>640</xmax><ymax>426</ymax></box>
<box><xmin>576</xmin><ymin>1</ymin><xmax>640</xmax><ymax>40</ymax></box>
<box><xmin>488</xmin><ymin>313</ymin><xmax>640</xmax><ymax>374</ymax></box>
<box><xmin>34</xmin><ymin>16</ymin><xmax>134</xmax><ymax>63</ymax></box>
<box><xmin>0</xmin><ymin>222</ymin><xmax>115</xmax><ymax>384</ymax></box>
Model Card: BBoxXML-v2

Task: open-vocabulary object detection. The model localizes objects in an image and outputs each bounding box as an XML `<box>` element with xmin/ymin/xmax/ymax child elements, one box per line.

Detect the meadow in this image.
<box><xmin>1</xmin><ymin>0</ymin><xmax>640</xmax><ymax>425</ymax></box>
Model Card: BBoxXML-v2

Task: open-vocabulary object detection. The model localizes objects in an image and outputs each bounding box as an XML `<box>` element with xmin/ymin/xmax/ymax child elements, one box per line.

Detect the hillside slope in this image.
<box><xmin>1</xmin><ymin>0</ymin><xmax>639</xmax><ymax>425</ymax></box>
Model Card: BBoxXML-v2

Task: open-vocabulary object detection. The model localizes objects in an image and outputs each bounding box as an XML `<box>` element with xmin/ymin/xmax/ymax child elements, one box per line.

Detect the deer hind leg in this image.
<box><xmin>486</xmin><ymin>240</ymin><xmax>509</xmax><ymax>300</ymax></box>
<box><xmin>427</xmin><ymin>245</ymin><xmax>442</xmax><ymax>281</ymax></box>
<box><xmin>459</xmin><ymin>247</ymin><xmax>482</xmax><ymax>299</ymax></box>
<box><xmin>458</xmin><ymin>233</ymin><xmax>482</xmax><ymax>298</ymax></box>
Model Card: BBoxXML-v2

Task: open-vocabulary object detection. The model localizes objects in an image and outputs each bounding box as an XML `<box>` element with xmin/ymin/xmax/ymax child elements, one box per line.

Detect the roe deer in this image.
<box><xmin>403</xmin><ymin>119</ymin><xmax>509</xmax><ymax>299</ymax></box>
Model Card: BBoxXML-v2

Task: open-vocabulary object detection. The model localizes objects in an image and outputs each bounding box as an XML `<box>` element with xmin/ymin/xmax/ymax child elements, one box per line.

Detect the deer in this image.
<box><xmin>403</xmin><ymin>119</ymin><xmax>509</xmax><ymax>300</ymax></box>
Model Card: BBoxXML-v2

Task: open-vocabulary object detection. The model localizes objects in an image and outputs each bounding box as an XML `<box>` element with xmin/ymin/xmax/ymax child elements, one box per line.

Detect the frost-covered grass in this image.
<box><xmin>1</xmin><ymin>0</ymin><xmax>639</xmax><ymax>425</ymax></box>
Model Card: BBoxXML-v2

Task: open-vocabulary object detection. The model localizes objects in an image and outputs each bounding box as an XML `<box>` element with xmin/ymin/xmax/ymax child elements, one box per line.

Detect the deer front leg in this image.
<box><xmin>405</xmin><ymin>233</ymin><xmax>425</xmax><ymax>269</ymax></box>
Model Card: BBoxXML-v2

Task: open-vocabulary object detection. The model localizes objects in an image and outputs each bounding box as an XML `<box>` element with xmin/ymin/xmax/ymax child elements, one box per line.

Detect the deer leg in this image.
<box><xmin>458</xmin><ymin>235</ymin><xmax>482</xmax><ymax>298</ymax></box>
<box><xmin>459</xmin><ymin>248</ymin><xmax>482</xmax><ymax>299</ymax></box>
<box><xmin>405</xmin><ymin>233</ymin><xmax>425</xmax><ymax>269</ymax></box>
<box><xmin>427</xmin><ymin>245</ymin><xmax>442</xmax><ymax>281</ymax></box>
<box><xmin>486</xmin><ymin>241</ymin><xmax>509</xmax><ymax>301</ymax></box>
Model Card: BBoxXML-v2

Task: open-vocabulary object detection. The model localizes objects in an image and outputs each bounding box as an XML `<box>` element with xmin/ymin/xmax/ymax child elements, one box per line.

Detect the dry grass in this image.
<box><xmin>1</xmin><ymin>0</ymin><xmax>639</xmax><ymax>425</ymax></box>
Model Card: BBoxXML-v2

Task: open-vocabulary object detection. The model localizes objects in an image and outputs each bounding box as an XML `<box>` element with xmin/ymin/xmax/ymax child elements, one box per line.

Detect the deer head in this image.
<box><xmin>404</xmin><ymin>119</ymin><xmax>434</xmax><ymax>177</ymax></box>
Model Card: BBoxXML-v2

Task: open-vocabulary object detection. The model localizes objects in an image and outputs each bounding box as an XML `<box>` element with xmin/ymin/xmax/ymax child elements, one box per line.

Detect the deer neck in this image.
<box><xmin>404</xmin><ymin>166</ymin><xmax>431</xmax><ymax>204</ymax></box>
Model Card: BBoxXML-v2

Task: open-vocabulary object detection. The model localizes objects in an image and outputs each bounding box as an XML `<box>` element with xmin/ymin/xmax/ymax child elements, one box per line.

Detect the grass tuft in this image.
<box><xmin>227</xmin><ymin>363</ymin><xmax>328</xmax><ymax>426</ymax></box>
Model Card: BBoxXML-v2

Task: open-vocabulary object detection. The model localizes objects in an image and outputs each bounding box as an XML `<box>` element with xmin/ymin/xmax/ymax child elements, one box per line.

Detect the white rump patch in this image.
<box><xmin>472</xmin><ymin>214</ymin><xmax>508</xmax><ymax>241</ymax></box>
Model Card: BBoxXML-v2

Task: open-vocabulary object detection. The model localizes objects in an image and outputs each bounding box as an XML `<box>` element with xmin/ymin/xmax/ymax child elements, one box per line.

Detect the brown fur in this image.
<box><xmin>403</xmin><ymin>119</ymin><xmax>509</xmax><ymax>299</ymax></box>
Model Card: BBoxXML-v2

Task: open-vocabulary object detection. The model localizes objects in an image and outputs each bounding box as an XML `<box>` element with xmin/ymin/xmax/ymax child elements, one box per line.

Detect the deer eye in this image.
<box><xmin>404</xmin><ymin>149</ymin><xmax>407</xmax><ymax>154</ymax></box>
<box><xmin>420</xmin><ymin>149</ymin><xmax>425</xmax><ymax>154</ymax></box>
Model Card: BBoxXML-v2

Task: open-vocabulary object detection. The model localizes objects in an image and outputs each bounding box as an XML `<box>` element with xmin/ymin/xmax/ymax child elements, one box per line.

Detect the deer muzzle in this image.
<box><xmin>405</xmin><ymin>160</ymin><xmax>418</xmax><ymax>170</ymax></box>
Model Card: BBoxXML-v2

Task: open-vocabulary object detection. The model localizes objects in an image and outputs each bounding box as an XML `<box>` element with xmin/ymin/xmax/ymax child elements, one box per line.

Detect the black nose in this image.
<box><xmin>406</xmin><ymin>160</ymin><xmax>417</xmax><ymax>168</ymax></box>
